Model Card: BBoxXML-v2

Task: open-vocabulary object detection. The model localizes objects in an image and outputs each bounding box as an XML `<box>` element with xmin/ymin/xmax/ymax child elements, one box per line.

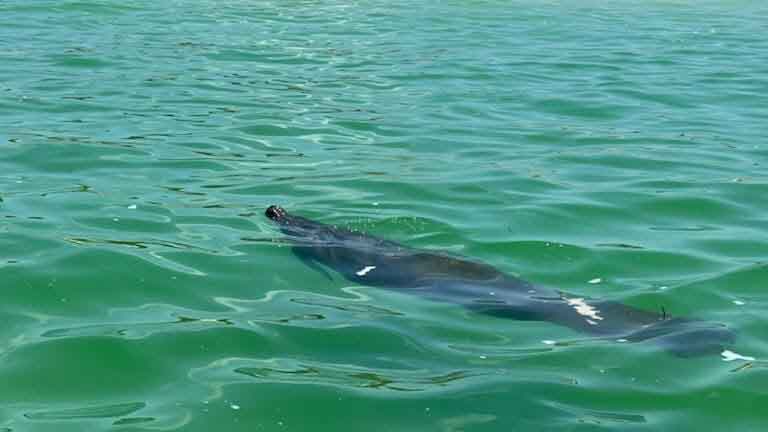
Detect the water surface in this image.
<box><xmin>1</xmin><ymin>1</ymin><xmax>767</xmax><ymax>431</ymax></box>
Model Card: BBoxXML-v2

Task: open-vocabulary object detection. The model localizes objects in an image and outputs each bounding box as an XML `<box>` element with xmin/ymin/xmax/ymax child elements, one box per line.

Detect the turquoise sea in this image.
<box><xmin>1</xmin><ymin>1</ymin><xmax>767</xmax><ymax>430</ymax></box>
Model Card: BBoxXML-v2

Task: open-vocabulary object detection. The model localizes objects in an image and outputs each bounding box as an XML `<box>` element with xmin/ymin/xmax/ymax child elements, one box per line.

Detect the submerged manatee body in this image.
<box><xmin>265</xmin><ymin>205</ymin><xmax>734</xmax><ymax>357</ymax></box>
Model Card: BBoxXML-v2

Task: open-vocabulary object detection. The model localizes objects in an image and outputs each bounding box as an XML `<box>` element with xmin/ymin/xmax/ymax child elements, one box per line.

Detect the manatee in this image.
<box><xmin>266</xmin><ymin>205</ymin><xmax>734</xmax><ymax>357</ymax></box>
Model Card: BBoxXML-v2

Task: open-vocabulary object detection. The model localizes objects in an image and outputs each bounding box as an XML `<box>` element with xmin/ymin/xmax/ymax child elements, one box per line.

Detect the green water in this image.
<box><xmin>1</xmin><ymin>0</ymin><xmax>767</xmax><ymax>430</ymax></box>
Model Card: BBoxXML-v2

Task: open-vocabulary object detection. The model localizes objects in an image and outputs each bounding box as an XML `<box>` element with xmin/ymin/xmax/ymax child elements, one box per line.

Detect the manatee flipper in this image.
<box><xmin>293</xmin><ymin>247</ymin><xmax>334</xmax><ymax>281</ymax></box>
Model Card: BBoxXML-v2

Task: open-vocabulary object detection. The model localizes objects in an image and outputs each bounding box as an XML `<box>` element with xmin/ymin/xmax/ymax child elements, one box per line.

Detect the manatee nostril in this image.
<box><xmin>265</xmin><ymin>205</ymin><xmax>286</xmax><ymax>220</ymax></box>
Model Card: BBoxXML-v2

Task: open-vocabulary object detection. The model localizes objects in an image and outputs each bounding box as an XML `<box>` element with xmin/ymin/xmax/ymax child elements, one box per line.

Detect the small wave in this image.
<box><xmin>190</xmin><ymin>357</ymin><xmax>480</xmax><ymax>394</ymax></box>
<box><xmin>24</xmin><ymin>402</ymin><xmax>145</xmax><ymax>420</ymax></box>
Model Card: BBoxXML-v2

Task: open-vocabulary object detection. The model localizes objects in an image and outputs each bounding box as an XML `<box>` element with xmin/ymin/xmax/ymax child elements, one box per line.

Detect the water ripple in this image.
<box><xmin>24</xmin><ymin>402</ymin><xmax>145</xmax><ymax>421</ymax></box>
<box><xmin>191</xmin><ymin>357</ymin><xmax>481</xmax><ymax>394</ymax></box>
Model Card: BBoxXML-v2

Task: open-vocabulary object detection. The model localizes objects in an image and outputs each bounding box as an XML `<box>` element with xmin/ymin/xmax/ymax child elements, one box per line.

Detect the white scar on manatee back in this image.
<box><xmin>356</xmin><ymin>266</ymin><xmax>376</xmax><ymax>276</ymax></box>
<box><xmin>564</xmin><ymin>296</ymin><xmax>604</xmax><ymax>324</ymax></box>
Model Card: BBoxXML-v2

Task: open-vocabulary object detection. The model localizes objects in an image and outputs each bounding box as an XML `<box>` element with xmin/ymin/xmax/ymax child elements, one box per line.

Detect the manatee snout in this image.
<box><xmin>266</xmin><ymin>205</ymin><xmax>287</xmax><ymax>221</ymax></box>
